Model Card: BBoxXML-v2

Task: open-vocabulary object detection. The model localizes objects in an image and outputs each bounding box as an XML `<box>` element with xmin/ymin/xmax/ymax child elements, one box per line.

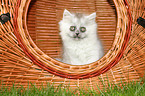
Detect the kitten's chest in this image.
<box><xmin>64</xmin><ymin>40</ymin><xmax>93</xmax><ymax>56</ymax></box>
<box><xmin>62</xmin><ymin>38</ymin><xmax>102</xmax><ymax>65</ymax></box>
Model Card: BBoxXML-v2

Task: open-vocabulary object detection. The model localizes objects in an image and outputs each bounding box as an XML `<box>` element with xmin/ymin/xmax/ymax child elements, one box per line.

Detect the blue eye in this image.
<box><xmin>80</xmin><ymin>27</ymin><xmax>86</xmax><ymax>32</ymax></box>
<box><xmin>70</xmin><ymin>26</ymin><xmax>76</xmax><ymax>31</ymax></box>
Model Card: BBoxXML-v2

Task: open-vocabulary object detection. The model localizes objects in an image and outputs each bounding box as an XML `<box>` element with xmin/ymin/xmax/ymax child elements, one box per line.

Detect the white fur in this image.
<box><xmin>59</xmin><ymin>9</ymin><xmax>104</xmax><ymax>65</ymax></box>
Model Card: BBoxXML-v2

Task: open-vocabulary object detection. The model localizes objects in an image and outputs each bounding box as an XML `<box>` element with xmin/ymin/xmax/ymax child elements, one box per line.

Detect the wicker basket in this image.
<box><xmin>0</xmin><ymin>0</ymin><xmax>144</xmax><ymax>90</ymax></box>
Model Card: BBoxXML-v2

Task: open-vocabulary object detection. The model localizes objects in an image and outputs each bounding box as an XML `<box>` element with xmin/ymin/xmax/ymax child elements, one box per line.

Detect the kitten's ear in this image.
<box><xmin>86</xmin><ymin>12</ymin><xmax>96</xmax><ymax>21</ymax></box>
<box><xmin>63</xmin><ymin>9</ymin><xmax>73</xmax><ymax>20</ymax></box>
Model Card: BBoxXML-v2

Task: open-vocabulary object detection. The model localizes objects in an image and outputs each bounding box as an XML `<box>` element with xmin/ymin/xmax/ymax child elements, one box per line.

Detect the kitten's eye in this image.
<box><xmin>70</xmin><ymin>26</ymin><xmax>76</xmax><ymax>31</ymax></box>
<box><xmin>80</xmin><ymin>27</ymin><xmax>86</xmax><ymax>32</ymax></box>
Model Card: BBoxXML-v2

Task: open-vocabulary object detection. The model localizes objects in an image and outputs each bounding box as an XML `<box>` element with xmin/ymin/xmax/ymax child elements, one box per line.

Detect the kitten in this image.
<box><xmin>59</xmin><ymin>9</ymin><xmax>104</xmax><ymax>65</ymax></box>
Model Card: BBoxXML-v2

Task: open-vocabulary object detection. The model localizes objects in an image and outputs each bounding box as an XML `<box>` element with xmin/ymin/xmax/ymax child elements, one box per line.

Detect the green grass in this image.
<box><xmin>0</xmin><ymin>79</ymin><xmax>145</xmax><ymax>96</ymax></box>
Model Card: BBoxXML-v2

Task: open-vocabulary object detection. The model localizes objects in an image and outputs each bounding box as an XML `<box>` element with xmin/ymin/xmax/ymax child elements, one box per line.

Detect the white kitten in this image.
<box><xmin>59</xmin><ymin>9</ymin><xmax>104</xmax><ymax>65</ymax></box>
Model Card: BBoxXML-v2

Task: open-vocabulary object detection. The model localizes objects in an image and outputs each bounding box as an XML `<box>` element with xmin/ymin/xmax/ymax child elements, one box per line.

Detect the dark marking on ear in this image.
<box><xmin>75</xmin><ymin>13</ymin><xmax>83</xmax><ymax>19</ymax></box>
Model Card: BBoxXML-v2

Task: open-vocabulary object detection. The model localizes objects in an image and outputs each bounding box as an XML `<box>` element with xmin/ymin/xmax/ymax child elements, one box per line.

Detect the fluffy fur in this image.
<box><xmin>59</xmin><ymin>9</ymin><xmax>104</xmax><ymax>65</ymax></box>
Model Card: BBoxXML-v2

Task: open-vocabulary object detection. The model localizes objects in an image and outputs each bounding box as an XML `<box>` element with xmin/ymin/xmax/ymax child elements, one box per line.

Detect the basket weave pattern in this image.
<box><xmin>0</xmin><ymin>0</ymin><xmax>144</xmax><ymax>89</ymax></box>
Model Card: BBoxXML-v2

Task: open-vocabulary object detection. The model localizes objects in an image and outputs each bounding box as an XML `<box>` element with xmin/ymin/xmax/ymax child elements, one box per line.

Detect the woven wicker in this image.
<box><xmin>0</xmin><ymin>0</ymin><xmax>144</xmax><ymax>90</ymax></box>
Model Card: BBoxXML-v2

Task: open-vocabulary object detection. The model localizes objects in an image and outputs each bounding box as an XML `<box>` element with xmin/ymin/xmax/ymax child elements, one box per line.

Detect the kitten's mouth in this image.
<box><xmin>73</xmin><ymin>36</ymin><xmax>87</xmax><ymax>40</ymax></box>
<box><xmin>73</xmin><ymin>34</ymin><xmax>84</xmax><ymax>40</ymax></box>
<box><xmin>73</xmin><ymin>36</ymin><xmax>81</xmax><ymax>40</ymax></box>
<box><xmin>67</xmin><ymin>34</ymin><xmax>86</xmax><ymax>40</ymax></box>
<box><xmin>74</xmin><ymin>36</ymin><xmax>81</xmax><ymax>39</ymax></box>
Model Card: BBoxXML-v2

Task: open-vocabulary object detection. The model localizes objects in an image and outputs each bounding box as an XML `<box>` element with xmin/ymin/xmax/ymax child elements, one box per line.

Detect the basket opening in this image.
<box><xmin>27</xmin><ymin>0</ymin><xmax>117</xmax><ymax>60</ymax></box>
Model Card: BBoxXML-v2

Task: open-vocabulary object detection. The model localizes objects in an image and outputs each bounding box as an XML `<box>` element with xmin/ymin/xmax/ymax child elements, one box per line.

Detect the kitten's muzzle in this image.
<box><xmin>75</xmin><ymin>30</ymin><xmax>80</xmax><ymax>35</ymax></box>
<box><xmin>74</xmin><ymin>30</ymin><xmax>80</xmax><ymax>38</ymax></box>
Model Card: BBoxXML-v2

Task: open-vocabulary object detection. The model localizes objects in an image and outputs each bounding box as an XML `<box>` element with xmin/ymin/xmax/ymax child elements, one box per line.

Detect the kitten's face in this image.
<box><xmin>59</xmin><ymin>9</ymin><xmax>97</xmax><ymax>40</ymax></box>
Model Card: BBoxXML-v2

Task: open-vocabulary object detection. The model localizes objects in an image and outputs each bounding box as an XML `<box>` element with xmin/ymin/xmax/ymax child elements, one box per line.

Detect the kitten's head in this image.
<box><xmin>59</xmin><ymin>9</ymin><xmax>97</xmax><ymax>40</ymax></box>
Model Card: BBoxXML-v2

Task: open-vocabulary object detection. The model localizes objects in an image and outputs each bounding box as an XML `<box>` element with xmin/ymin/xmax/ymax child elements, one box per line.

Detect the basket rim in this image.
<box><xmin>13</xmin><ymin>0</ymin><xmax>132</xmax><ymax>79</ymax></box>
